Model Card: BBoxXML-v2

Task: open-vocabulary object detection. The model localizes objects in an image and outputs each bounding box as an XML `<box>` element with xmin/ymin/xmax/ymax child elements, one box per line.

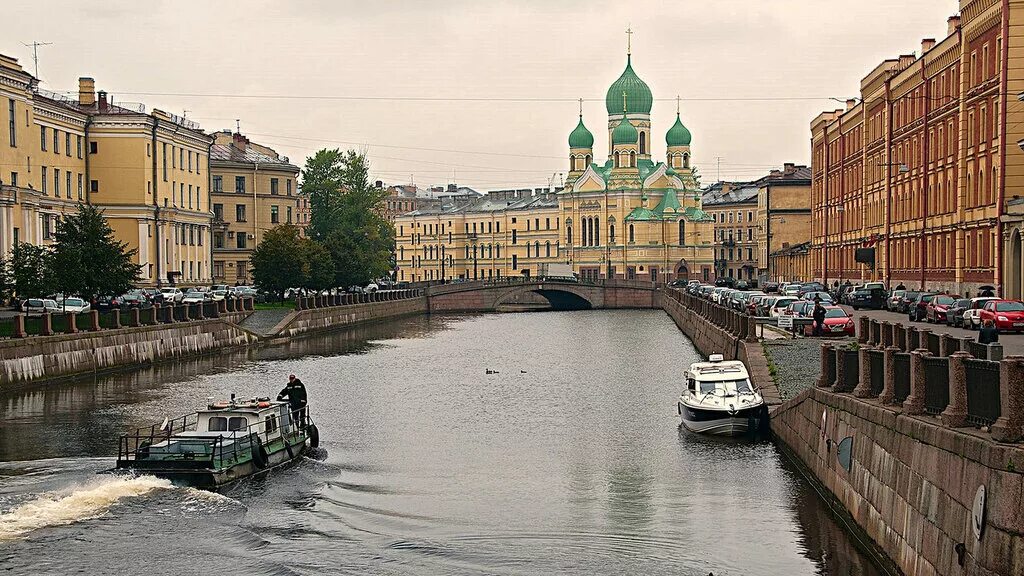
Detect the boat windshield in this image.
<box><xmin>699</xmin><ymin>378</ymin><xmax>753</xmax><ymax>394</ymax></box>
<box><xmin>208</xmin><ymin>416</ymin><xmax>249</xmax><ymax>432</ymax></box>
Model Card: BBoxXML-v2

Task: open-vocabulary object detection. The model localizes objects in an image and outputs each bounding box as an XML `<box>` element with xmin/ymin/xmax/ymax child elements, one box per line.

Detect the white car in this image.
<box><xmin>770</xmin><ymin>297</ymin><xmax>798</xmax><ymax>318</ymax></box>
<box><xmin>161</xmin><ymin>287</ymin><xmax>184</xmax><ymax>303</ymax></box>
<box><xmin>23</xmin><ymin>298</ymin><xmax>60</xmax><ymax>316</ymax></box>
<box><xmin>962</xmin><ymin>297</ymin><xmax>1000</xmax><ymax>329</ymax></box>
<box><xmin>210</xmin><ymin>290</ymin><xmax>227</xmax><ymax>301</ymax></box>
<box><xmin>181</xmin><ymin>290</ymin><xmax>208</xmax><ymax>304</ymax></box>
<box><xmin>365</xmin><ymin>282</ymin><xmax>379</xmax><ymax>294</ymax></box>
<box><xmin>58</xmin><ymin>297</ymin><xmax>91</xmax><ymax>314</ymax></box>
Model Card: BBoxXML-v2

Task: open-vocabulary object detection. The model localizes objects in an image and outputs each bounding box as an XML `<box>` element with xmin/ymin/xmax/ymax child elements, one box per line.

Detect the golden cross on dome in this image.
<box><xmin>579</xmin><ymin>97</ymin><xmax>583</xmax><ymax>117</ymax></box>
<box><xmin>626</xmin><ymin>26</ymin><xmax>633</xmax><ymax>55</ymax></box>
<box><xmin>676</xmin><ymin>95</ymin><xmax>680</xmax><ymax>114</ymax></box>
<box><xmin>622</xmin><ymin>91</ymin><xmax>628</xmax><ymax>113</ymax></box>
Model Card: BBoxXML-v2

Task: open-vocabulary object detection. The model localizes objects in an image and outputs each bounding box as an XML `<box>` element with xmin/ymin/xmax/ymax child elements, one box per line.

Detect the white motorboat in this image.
<box><xmin>678</xmin><ymin>354</ymin><xmax>767</xmax><ymax>436</ymax></box>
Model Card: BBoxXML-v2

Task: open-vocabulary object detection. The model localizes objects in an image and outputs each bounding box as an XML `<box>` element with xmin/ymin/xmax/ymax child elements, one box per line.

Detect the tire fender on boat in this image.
<box><xmin>307</xmin><ymin>423</ymin><xmax>320</xmax><ymax>448</ymax></box>
<box><xmin>250</xmin><ymin>434</ymin><xmax>269</xmax><ymax>468</ymax></box>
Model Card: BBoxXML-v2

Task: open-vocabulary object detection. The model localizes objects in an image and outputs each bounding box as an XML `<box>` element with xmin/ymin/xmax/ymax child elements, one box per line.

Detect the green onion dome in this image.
<box><xmin>611</xmin><ymin>117</ymin><xmax>639</xmax><ymax>145</ymax></box>
<box><xmin>568</xmin><ymin>116</ymin><xmax>594</xmax><ymax>149</ymax></box>
<box><xmin>666</xmin><ymin>113</ymin><xmax>692</xmax><ymax>147</ymax></box>
<box><xmin>606</xmin><ymin>55</ymin><xmax>653</xmax><ymax>115</ymax></box>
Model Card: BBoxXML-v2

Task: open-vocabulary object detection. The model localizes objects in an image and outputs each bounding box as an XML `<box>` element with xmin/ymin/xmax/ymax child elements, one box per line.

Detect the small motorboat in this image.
<box><xmin>114</xmin><ymin>394</ymin><xmax>319</xmax><ymax>489</ymax></box>
<box><xmin>678</xmin><ymin>354</ymin><xmax>767</xmax><ymax>436</ymax></box>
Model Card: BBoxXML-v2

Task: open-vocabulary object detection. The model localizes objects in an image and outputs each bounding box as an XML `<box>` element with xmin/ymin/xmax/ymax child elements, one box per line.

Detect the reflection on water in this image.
<box><xmin>0</xmin><ymin>311</ymin><xmax>880</xmax><ymax>575</ymax></box>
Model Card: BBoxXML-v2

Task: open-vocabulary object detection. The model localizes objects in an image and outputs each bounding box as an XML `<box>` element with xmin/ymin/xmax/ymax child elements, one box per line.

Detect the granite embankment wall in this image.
<box><xmin>0</xmin><ymin>318</ymin><xmax>257</xmax><ymax>390</ymax></box>
<box><xmin>772</xmin><ymin>382</ymin><xmax>1024</xmax><ymax>576</ymax></box>
<box><xmin>273</xmin><ymin>296</ymin><xmax>428</xmax><ymax>338</ymax></box>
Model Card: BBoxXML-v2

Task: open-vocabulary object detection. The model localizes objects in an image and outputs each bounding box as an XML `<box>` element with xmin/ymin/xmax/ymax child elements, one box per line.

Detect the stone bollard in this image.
<box><xmin>131</xmin><ymin>308</ymin><xmax>141</xmax><ymax>327</ymax></box>
<box><xmin>879</xmin><ymin>346</ymin><xmax>898</xmax><ymax>405</ymax></box>
<box><xmin>854</xmin><ymin>345</ymin><xmax>874</xmax><ymax>398</ymax></box>
<box><xmin>89</xmin><ymin>310</ymin><xmax>99</xmax><ymax>331</ymax></box>
<box><xmin>832</xmin><ymin>347</ymin><xmax>852</xmax><ymax>392</ymax></box>
<box><xmin>42</xmin><ymin>313</ymin><xmax>53</xmax><ymax>336</ymax></box>
<box><xmin>67</xmin><ymin>313</ymin><xmax>78</xmax><ymax>334</ymax></box>
<box><xmin>112</xmin><ymin>309</ymin><xmax>121</xmax><ymax>329</ymax></box>
<box><xmin>219</xmin><ymin>299</ymin><xmax>228</xmax><ymax>314</ymax></box>
<box><xmin>940</xmin><ymin>351</ymin><xmax>970</xmax><ymax>428</ymax></box>
<box><xmin>746</xmin><ymin>316</ymin><xmax>758</xmax><ymax>343</ymax></box>
<box><xmin>858</xmin><ymin>316</ymin><xmax>869</xmax><ymax>344</ymax></box>
<box><xmin>903</xmin><ymin>348</ymin><xmax>930</xmax><ymax>415</ymax></box>
<box><xmin>988</xmin><ymin>343</ymin><xmax>1004</xmax><ymax>362</ymax></box>
<box><xmin>195</xmin><ymin>302</ymin><xmax>205</xmax><ymax>320</ymax></box>
<box><xmin>13</xmin><ymin>315</ymin><xmax>25</xmax><ymax>338</ymax></box>
<box><xmin>816</xmin><ymin>343</ymin><xmax>834</xmax><ymax>388</ymax></box>
<box><xmin>182</xmin><ymin>303</ymin><xmax>191</xmax><ymax>322</ymax></box>
<box><xmin>296</xmin><ymin>296</ymin><xmax>304</xmax><ymax>311</ymax></box>
<box><xmin>938</xmin><ymin>333</ymin><xmax>953</xmax><ymax>357</ymax></box>
<box><xmin>991</xmin><ymin>356</ymin><xmax>1024</xmax><ymax>443</ymax></box>
<box><xmin>904</xmin><ymin>326</ymin><xmax>915</xmax><ymax>352</ymax></box>
<box><xmin>151</xmin><ymin>303</ymin><xmax>161</xmax><ymax>324</ymax></box>
<box><xmin>881</xmin><ymin>322</ymin><xmax>893</xmax><ymax>348</ymax></box>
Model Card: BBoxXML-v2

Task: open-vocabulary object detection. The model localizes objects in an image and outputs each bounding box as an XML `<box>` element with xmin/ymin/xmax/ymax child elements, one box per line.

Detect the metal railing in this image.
<box><xmin>893</xmin><ymin>354</ymin><xmax>911</xmax><ymax>403</ymax></box>
<box><xmin>965</xmin><ymin>359</ymin><xmax>1001</xmax><ymax>427</ymax></box>
<box><xmin>868</xmin><ymin>349</ymin><xmax>884</xmax><ymax>396</ymax></box>
<box><xmin>923</xmin><ymin>356</ymin><xmax>950</xmax><ymax>415</ymax></box>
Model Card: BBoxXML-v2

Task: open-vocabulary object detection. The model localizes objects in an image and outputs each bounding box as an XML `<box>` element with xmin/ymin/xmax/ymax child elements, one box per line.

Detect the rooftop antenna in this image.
<box><xmin>22</xmin><ymin>41</ymin><xmax>52</xmax><ymax>80</ymax></box>
<box><xmin>235</xmin><ymin>119</ymin><xmax>241</xmax><ymax>133</ymax></box>
<box><xmin>716</xmin><ymin>157</ymin><xmax>722</xmax><ymax>183</ymax></box>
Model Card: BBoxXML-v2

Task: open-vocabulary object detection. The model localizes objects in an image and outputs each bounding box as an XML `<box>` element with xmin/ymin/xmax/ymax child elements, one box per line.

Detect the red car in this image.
<box><xmin>925</xmin><ymin>294</ymin><xmax>958</xmax><ymax>323</ymax></box>
<box><xmin>803</xmin><ymin>306</ymin><xmax>856</xmax><ymax>337</ymax></box>
<box><xmin>978</xmin><ymin>300</ymin><xmax>1024</xmax><ymax>333</ymax></box>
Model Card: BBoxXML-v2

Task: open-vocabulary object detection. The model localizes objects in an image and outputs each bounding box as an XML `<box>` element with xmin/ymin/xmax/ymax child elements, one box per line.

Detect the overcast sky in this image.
<box><xmin>7</xmin><ymin>0</ymin><xmax>958</xmax><ymax>191</ymax></box>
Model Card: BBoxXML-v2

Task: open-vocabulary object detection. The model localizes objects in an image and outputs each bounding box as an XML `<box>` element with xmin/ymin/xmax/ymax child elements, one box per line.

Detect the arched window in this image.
<box><xmin>629</xmin><ymin>151</ymin><xmax>636</xmax><ymax>167</ymax></box>
<box><xmin>678</xmin><ymin>220</ymin><xmax>685</xmax><ymax>245</ymax></box>
<box><xmin>683</xmin><ymin>153</ymin><xmax>690</xmax><ymax>168</ymax></box>
<box><xmin>609</xmin><ymin>224</ymin><xmax>616</xmax><ymax>244</ymax></box>
<box><xmin>584</xmin><ymin>218</ymin><xmax>591</xmax><ymax>246</ymax></box>
<box><xmin>526</xmin><ymin>244</ymin><xmax>531</xmax><ymax>257</ymax></box>
<box><xmin>495</xmin><ymin>244</ymin><xmax>501</xmax><ymax>258</ymax></box>
<box><xmin>465</xmin><ymin>245</ymin><xmax>470</xmax><ymax>259</ymax></box>
<box><xmin>400</xmin><ymin>246</ymin><xmax>404</xmax><ymax>259</ymax></box>
<box><xmin>614</xmin><ymin>151</ymin><xmax>621</xmax><ymax>168</ymax></box>
<box><xmin>545</xmin><ymin>241</ymin><xmax>551</xmax><ymax>257</ymax></box>
<box><xmin>567</xmin><ymin>226</ymin><xmax>573</xmax><ymax>245</ymax></box>
<box><xmin>585</xmin><ymin>154</ymin><xmax>592</xmax><ymax>166</ymax></box>
<box><xmin>593</xmin><ymin>218</ymin><xmax>600</xmax><ymax>246</ymax></box>
<box><xmin>639</xmin><ymin>132</ymin><xmax>647</xmax><ymax>154</ymax></box>
<box><xmin>535</xmin><ymin>241</ymin><xmax>540</xmax><ymax>257</ymax></box>
<box><xmin>629</xmin><ymin>224</ymin><xmax>635</xmax><ymax>243</ymax></box>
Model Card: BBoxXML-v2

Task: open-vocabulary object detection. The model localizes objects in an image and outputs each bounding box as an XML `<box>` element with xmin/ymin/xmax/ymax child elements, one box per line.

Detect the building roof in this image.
<box><xmin>210</xmin><ymin>143</ymin><xmax>297</xmax><ymax>170</ymax></box>
<box><xmin>606</xmin><ymin>54</ymin><xmax>653</xmax><ymax>115</ymax></box>
<box><xmin>402</xmin><ymin>189</ymin><xmax>557</xmax><ymax>217</ymax></box>
<box><xmin>665</xmin><ymin>113</ymin><xmax>692</xmax><ymax>147</ymax></box>
<box><xmin>568</xmin><ymin>115</ymin><xmax>595</xmax><ymax>149</ymax></box>
<box><xmin>702</xmin><ymin>181</ymin><xmax>760</xmax><ymax>206</ymax></box>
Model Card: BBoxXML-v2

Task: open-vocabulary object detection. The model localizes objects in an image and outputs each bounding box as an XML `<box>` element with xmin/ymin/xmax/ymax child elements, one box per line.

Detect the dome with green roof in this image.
<box><xmin>568</xmin><ymin>116</ymin><xmax>594</xmax><ymax>149</ymax></box>
<box><xmin>611</xmin><ymin>117</ymin><xmax>638</xmax><ymax>145</ymax></box>
<box><xmin>606</xmin><ymin>55</ymin><xmax>653</xmax><ymax>115</ymax></box>
<box><xmin>666</xmin><ymin>113</ymin><xmax>692</xmax><ymax>147</ymax></box>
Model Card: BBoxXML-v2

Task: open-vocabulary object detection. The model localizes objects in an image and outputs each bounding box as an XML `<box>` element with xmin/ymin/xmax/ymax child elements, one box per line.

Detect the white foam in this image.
<box><xmin>0</xmin><ymin>475</ymin><xmax>172</xmax><ymax>540</ymax></box>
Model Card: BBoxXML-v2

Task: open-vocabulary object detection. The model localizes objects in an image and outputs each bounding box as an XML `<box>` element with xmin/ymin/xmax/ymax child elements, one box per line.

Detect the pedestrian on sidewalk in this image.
<box><xmin>812</xmin><ymin>299</ymin><xmax>826</xmax><ymax>337</ymax></box>
<box><xmin>978</xmin><ymin>319</ymin><xmax>999</xmax><ymax>345</ymax></box>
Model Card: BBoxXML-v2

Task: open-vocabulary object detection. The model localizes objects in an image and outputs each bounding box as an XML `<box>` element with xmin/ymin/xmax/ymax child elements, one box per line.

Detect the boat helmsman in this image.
<box><xmin>278</xmin><ymin>374</ymin><xmax>308</xmax><ymax>427</ymax></box>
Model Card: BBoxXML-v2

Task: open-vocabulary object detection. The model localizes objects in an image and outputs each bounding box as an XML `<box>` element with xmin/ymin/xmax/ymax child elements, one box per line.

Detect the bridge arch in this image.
<box><xmin>493</xmin><ymin>283</ymin><xmax>595</xmax><ymax>311</ymax></box>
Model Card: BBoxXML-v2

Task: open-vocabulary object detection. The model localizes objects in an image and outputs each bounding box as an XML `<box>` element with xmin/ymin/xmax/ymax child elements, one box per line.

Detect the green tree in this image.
<box><xmin>251</xmin><ymin>225</ymin><xmax>307</xmax><ymax>301</ymax></box>
<box><xmin>301</xmin><ymin>239</ymin><xmax>335</xmax><ymax>292</ymax></box>
<box><xmin>47</xmin><ymin>204</ymin><xmax>142</xmax><ymax>298</ymax></box>
<box><xmin>9</xmin><ymin>243</ymin><xmax>49</xmax><ymax>298</ymax></box>
<box><xmin>301</xmin><ymin>149</ymin><xmax>395</xmax><ymax>287</ymax></box>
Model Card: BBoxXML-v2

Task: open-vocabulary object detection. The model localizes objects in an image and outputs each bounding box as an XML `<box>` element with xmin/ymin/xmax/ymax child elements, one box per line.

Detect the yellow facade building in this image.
<box><xmin>755</xmin><ymin>164</ymin><xmax>811</xmax><ymax>282</ymax></box>
<box><xmin>394</xmin><ymin>49</ymin><xmax>715</xmax><ymax>283</ymax></box>
<box><xmin>0</xmin><ymin>53</ymin><xmax>214</xmax><ymax>288</ymax></box>
<box><xmin>209</xmin><ymin>131</ymin><xmax>299</xmax><ymax>285</ymax></box>
<box><xmin>702</xmin><ymin>181</ymin><xmax>759</xmax><ymax>283</ymax></box>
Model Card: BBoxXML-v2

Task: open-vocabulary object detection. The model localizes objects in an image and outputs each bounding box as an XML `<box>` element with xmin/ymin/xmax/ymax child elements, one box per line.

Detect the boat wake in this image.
<box><xmin>0</xmin><ymin>475</ymin><xmax>172</xmax><ymax>540</ymax></box>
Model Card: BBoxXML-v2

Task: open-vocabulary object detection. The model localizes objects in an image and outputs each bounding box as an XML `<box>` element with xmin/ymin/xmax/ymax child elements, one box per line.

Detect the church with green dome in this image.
<box><xmin>560</xmin><ymin>43</ymin><xmax>715</xmax><ymax>283</ymax></box>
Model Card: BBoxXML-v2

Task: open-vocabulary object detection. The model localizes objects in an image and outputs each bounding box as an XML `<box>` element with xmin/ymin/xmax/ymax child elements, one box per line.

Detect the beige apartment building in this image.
<box><xmin>210</xmin><ymin>131</ymin><xmax>300</xmax><ymax>285</ymax></box>
<box><xmin>755</xmin><ymin>164</ymin><xmax>811</xmax><ymax>283</ymax></box>
<box><xmin>702</xmin><ymin>181</ymin><xmax>759</xmax><ymax>283</ymax></box>
<box><xmin>1</xmin><ymin>54</ymin><xmax>214</xmax><ymax>287</ymax></box>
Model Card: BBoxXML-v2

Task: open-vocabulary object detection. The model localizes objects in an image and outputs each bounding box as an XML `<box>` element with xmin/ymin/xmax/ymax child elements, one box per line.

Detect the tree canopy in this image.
<box><xmin>47</xmin><ymin>204</ymin><xmax>142</xmax><ymax>298</ymax></box>
<box><xmin>250</xmin><ymin>224</ymin><xmax>336</xmax><ymax>299</ymax></box>
<box><xmin>301</xmin><ymin>149</ymin><xmax>394</xmax><ymax>287</ymax></box>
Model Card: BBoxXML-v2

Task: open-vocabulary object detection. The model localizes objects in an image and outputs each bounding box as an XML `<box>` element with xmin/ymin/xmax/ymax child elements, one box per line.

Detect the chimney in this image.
<box><xmin>845</xmin><ymin>99</ymin><xmax>857</xmax><ymax>111</ymax></box>
<box><xmin>447</xmin><ymin>183</ymin><xmax>457</xmax><ymax>193</ymax></box>
<box><xmin>231</xmin><ymin>131</ymin><xmax>248</xmax><ymax>151</ymax></box>
<box><xmin>78</xmin><ymin>78</ymin><xmax>96</xmax><ymax>107</ymax></box>
<box><xmin>921</xmin><ymin>38</ymin><xmax>936</xmax><ymax>54</ymax></box>
<box><xmin>947</xmin><ymin>15</ymin><xmax>961</xmax><ymax>36</ymax></box>
<box><xmin>97</xmin><ymin>90</ymin><xmax>108</xmax><ymax>111</ymax></box>
<box><xmin>784</xmin><ymin>162</ymin><xmax>796</xmax><ymax>175</ymax></box>
<box><xmin>375</xmin><ymin>180</ymin><xmax>383</xmax><ymax>188</ymax></box>
<box><xmin>721</xmin><ymin>182</ymin><xmax>732</xmax><ymax>194</ymax></box>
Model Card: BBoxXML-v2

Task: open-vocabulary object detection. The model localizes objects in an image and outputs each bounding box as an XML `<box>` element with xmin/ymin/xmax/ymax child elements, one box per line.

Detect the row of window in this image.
<box><xmin>160</xmin><ymin>142</ymin><xmax>202</xmax><ymax>181</ymax></box>
<box><xmin>211</xmin><ymin>175</ymin><xmax>293</xmax><ymax>195</ymax></box>
<box><xmin>719</xmin><ymin>248</ymin><xmax>755</xmax><ymax>261</ymax></box>
<box><xmin>719</xmin><ymin>228</ymin><xmax>755</xmax><ymax>242</ymax></box>
<box><xmin>38</xmin><ymin>125</ymin><xmax>84</xmax><ymax>158</ymax></box>
<box><xmin>711</xmin><ymin>211</ymin><xmax>754</xmax><ymax>224</ymax></box>
<box><xmin>36</xmin><ymin>167</ymin><xmax>90</xmax><ymax>199</ymax></box>
<box><xmin>212</xmin><ymin>203</ymin><xmax>296</xmax><ymax>225</ymax></box>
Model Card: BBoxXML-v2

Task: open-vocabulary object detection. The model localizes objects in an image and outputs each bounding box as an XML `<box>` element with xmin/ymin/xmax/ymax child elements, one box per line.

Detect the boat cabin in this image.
<box><xmin>684</xmin><ymin>355</ymin><xmax>755</xmax><ymax>397</ymax></box>
<box><xmin>197</xmin><ymin>398</ymin><xmax>295</xmax><ymax>439</ymax></box>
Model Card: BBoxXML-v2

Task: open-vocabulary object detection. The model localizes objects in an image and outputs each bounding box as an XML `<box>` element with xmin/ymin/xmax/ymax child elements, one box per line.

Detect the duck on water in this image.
<box><xmin>113</xmin><ymin>376</ymin><xmax>319</xmax><ymax>490</ymax></box>
<box><xmin>677</xmin><ymin>354</ymin><xmax>768</xmax><ymax>436</ymax></box>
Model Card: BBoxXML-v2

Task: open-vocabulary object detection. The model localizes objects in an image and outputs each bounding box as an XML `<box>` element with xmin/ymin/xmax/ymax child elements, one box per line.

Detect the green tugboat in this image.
<box><xmin>115</xmin><ymin>395</ymin><xmax>319</xmax><ymax>489</ymax></box>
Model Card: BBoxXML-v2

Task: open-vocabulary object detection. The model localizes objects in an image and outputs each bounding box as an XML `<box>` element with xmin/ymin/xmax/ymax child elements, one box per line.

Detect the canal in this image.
<box><xmin>0</xmin><ymin>310</ymin><xmax>880</xmax><ymax>575</ymax></box>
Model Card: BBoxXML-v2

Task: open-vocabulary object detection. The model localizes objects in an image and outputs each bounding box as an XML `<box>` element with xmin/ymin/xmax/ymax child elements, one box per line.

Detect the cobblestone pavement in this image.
<box><xmin>238</xmin><ymin>308</ymin><xmax>293</xmax><ymax>336</ymax></box>
<box><xmin>761</xmin><ymin>336</ymin><xmax>853</xmax><ymax>400</ymax></box>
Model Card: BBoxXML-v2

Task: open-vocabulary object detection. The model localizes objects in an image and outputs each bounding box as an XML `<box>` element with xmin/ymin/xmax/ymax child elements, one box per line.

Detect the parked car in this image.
<box><xmin>803</xmin><ymin>306</ymin><xmax>856</xmax><ymax>337</ymax></box>
<box><xmin>945</xmin><ymin>298</ymin><xmax>973</xmax><ymax>328</ymax></box>
<box><xmin>851</xmin><ymin>288</ymin><xmax>887</xmax><ymax>310</ymax></box>
<box><xmin>839</xmin><ymin>285</ymin><xmax>862</xmax><ymax>305</ymax></box>
<box><xmin>769</xmin><ymin>297</ymin><xmax>798</xmax><ymax>318</ymax></box>
<box><xmin>962</xmin><ymin>297</ymin><xmax>1001</xmax><ymax>329</ymax></box>
<box><xmin>23</xmin><ymin>298</ymin><xmax>60</xmax><ymax>317</ymax></box>
<box><xmin>782</xmin><ymin>284</ymin><xmax>801</xmax><ymax>297</ymax></box>
<box><xmin>181</xmin><ymin>290</ymin><xmax>209</xmax><ymax>304</ymax></box>
<box><xmin>210</xmin><ymin>284</ymin><xmax>229</xmax><ymax>292</ymax></box>
<box><xmin>801</xmin><ymin>291</ymin><xmax>834</xmax><ymax>304</ymax></box>
<box><xmin>365</xmin><ymin>282</ymin><xmax>379</xmax><ymax>294</ymax></box>
<box><xmin>908</xmin><ymin>293</ymin><xmax>938</xmax><ymax>322</ymax></box>
<box><xmin>887</xmin><ymin>290</ymin><xmax>907</xmax><ymax>311</ymax></box>
<box><xmin>161</xmin><ymin>287</ymin><xmax>184</xmax><ymax>303</ymax></box>
<box><xmin>210</xmin><ymin>290</ymin><xmax>228</xmax><ymax>302</ymax></box>
<box><xmin>762</xmin><ymin>282</ymin><xmax>779</xmax><ymax>294</ymax></box>
<box><xmin>141</xmin><ymin>288</ymin><xmax>164</xmax><ymax>304</ymax></box>
<box><xmin>978</xmin><ymin>300</ymin><xmax>1024</xmax><ymax>333</ymax></box>
<box><xmin>95</xmin><ymin>295</ymin><xmax>122</xmax><ymax>312</ymax></box>
<box><xmin>756</xmin><ymin>296</ymin><xmax>779</xmax><ymax>317</ymax></box>
<box><xmin>55</xmin><ymin>297</ymin><xmax>91</xmax><ymax>314</ymax></box>
<box><xmin>799</xmin><ymin>282</ymin><xmax>828</xmax><ymax>296</ymax></box>
<box><xmin>896</xmin><ymin>291</ymin><xmax>921</xmax><ymax>314</ymax></box>
<box><xmin>925</xmin><ymin>294</ymin><xmax>959</xmax><ymax>323</ymax></box>
<box><xmin>121</xmin><ymin>291</ymin><xmax>152</xmax><ymax>309</ymax></box>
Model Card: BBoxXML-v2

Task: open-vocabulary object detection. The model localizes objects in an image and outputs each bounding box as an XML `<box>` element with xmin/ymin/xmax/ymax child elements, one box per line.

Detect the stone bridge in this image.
<box><xmin>424</xmin><ymin>279</ymin><xmax>661</xmax><ymax>312</ymax></box>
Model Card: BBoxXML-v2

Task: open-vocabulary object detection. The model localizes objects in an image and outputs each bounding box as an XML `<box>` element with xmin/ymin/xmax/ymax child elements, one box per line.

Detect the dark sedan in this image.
<box><xmin>945</xmin><ymin>298</ymin><xmax>972</xmax><ymax>327</ymax></box>
<box><xmin>851</xmin><ymin>288</ymin><xmax>887</xmax><ymax>310</ymax></box>
<box><xmin>896</xmin><ymin>291</ymin><xmax>921</xmax><ymax>314</ymax></box>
